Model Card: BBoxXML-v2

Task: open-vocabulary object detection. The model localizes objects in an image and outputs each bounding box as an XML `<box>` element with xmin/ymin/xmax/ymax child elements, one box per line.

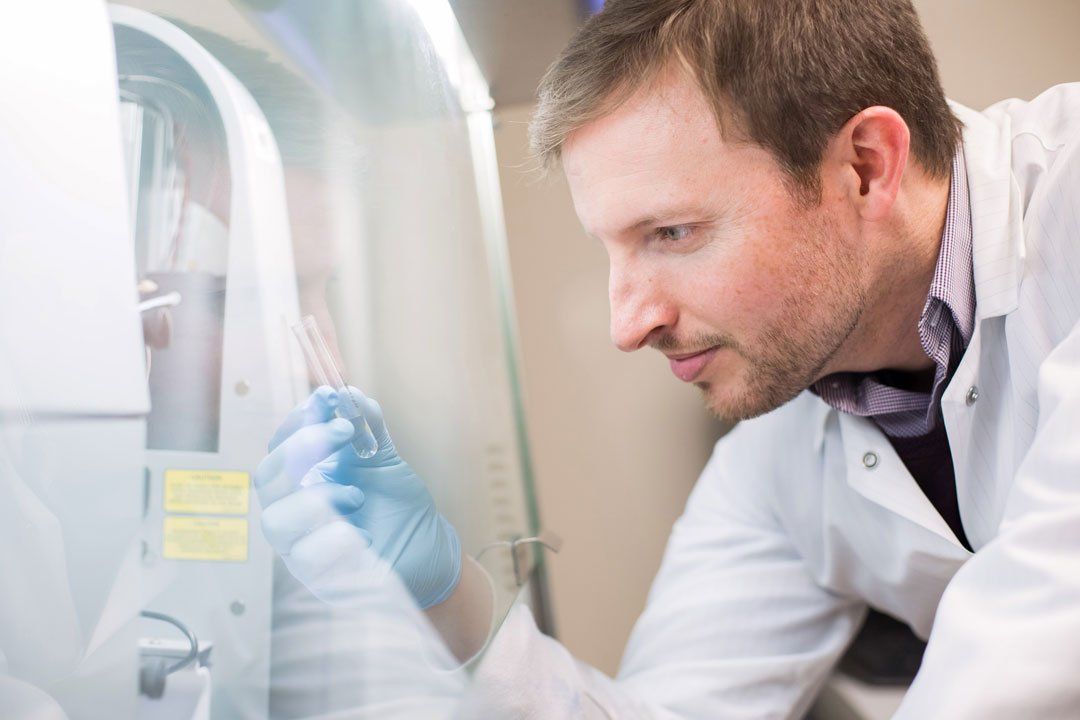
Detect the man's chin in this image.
<box><xmin>695</xmin><ymin>378</ymin><xmax>804</xmax><ymax>425</ymax></box>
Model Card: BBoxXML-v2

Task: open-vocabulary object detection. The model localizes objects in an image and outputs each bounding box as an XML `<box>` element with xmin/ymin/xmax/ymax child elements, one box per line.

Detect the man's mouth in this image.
<box><xmin>667</xmin><ymin>346</ymin><xmax>720</xmax><ymax>382</ymax></box>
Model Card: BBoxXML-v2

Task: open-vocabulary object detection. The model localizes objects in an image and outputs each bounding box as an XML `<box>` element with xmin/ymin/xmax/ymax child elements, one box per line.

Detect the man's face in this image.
<box><xmin>562</xmin><ymin>70</ymin><xmax>870</xmax><ymax>423</ymax></box>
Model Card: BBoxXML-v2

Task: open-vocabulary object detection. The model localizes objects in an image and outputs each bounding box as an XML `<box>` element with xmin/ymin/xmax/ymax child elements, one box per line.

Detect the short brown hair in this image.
<box><xmin>531</xmin><ymin>0</ymin><xmax>961</xmax><ymax>196</ymax></box>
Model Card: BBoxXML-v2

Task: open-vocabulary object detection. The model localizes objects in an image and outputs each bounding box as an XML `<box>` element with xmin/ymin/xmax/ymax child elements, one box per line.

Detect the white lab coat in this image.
<box><xmin>459</xmin><ymin>83</ymin><xmax>1080</xmax><ymax>719</ymax></box>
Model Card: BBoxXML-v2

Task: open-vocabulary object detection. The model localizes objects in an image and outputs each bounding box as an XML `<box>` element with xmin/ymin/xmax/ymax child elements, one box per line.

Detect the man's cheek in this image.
<box><xmin>717</xmin><ymin>270</ymin><xmax>783</xmax><ymax>328</ymax></box>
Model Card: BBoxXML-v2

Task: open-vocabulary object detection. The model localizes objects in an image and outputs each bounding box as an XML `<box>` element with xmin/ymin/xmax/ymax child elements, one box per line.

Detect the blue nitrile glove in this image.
<box><xmin>253</xmin><ymin>386</ymin><xmax>462</xmax><ymax>609</ymax></box>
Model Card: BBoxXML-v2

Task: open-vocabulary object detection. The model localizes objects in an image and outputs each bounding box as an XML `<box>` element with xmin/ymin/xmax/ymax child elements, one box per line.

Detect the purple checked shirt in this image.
<box><xmin>811</xmin><ymin>149</ymin><xmax>975</xmax><ymax>549</ymax></box>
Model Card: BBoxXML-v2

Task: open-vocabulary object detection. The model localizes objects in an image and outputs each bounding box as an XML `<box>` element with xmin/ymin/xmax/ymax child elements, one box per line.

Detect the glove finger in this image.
<box><xmin>343</xmin><ymin>388</ymin><xmax>398</xmax><ymax>459</ymax></box>
<box><xmin>254</xmin><ymin>417</ymin><xmax>355</xmax><ymax>507</ymax></box>
<box><xmin>268</xmin><ymin>386</ymin><xmax>339</xmax><ymax>452</ymax></box>
<box><xmin>260</xmin><ymin>482</ymin><xmax>365</xmax><ymax>555</ymax></box>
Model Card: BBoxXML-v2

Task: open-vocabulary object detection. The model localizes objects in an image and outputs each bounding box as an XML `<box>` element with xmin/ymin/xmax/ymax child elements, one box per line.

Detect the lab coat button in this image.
<box><xmin>862</xmin><ymin>451</ymin><xmax>879</xmax><ymax>469</ymax></box>
<box><xmin>966</xmin><ymin>385</ymin><xmax>979</xmax><ymax>406</ymax></box>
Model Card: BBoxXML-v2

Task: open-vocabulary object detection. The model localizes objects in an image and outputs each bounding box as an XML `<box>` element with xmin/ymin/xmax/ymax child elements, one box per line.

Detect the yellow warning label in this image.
<box><xmin>163</xmin><ymin>516</ymin><xmax>248</xmax><ymax>562</ymax></box>
<box><xmin>164</xmin><ymin>470</ymin><xmax>250</xmax><ymax>515</ymax></box>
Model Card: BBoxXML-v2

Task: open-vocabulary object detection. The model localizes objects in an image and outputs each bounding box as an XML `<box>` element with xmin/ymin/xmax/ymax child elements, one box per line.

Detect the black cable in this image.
<box><xmin>140</xmin><ymin>610</ymin><xmax>199</xmax><ymax>675</ymax></box>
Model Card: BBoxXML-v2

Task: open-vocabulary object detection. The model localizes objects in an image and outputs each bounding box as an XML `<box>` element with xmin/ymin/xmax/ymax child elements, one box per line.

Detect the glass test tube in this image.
<box><xmin>291</xmin><ymin>315</ymin><xmax>380</xmax><ymax>459</ymax></box>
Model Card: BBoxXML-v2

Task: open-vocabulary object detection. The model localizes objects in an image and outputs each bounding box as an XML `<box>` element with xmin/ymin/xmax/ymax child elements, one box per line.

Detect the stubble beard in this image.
<box><xmin>697</xmin><ymin>221</ymin><xmax>868</xmax><ymax>424</ymax></box>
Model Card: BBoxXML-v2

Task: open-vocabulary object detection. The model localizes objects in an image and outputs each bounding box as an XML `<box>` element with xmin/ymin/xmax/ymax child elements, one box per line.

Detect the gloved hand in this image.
<box><xmin>253</xmin><ymin>386</ymin><xmax>462</xmax><ymax>609</ymax></box>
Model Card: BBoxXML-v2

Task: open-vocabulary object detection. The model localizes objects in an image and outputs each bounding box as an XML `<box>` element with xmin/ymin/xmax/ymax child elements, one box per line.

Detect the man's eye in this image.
<box><xmin>655</xmin><ymin>225</ymin><xmax>692</xmax><ymax>242</ymax></box>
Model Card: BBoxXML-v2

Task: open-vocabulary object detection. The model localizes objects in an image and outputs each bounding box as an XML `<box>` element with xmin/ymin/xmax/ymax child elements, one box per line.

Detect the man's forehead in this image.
<box><xmin>561</xmin><ymin>72</ymin><xmax>749</xmax><ymax>238</ymax></box>
<box><xmin>562</xmin><ymin>71</ymin><xmax>721</xmax><ymax>182</ymax></box>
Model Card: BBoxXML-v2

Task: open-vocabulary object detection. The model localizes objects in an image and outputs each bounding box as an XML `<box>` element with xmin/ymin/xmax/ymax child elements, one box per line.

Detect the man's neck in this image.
<box><xmin>835</xmin><ymin>169</ymin><xmax>952</xmax><ymax>376</ymax></box>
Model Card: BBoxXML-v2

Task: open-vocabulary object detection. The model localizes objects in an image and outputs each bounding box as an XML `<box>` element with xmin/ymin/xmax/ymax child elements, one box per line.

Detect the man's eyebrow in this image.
<box><xmin>626</xmin><ymin>214</ymin><xmax>661</xmax><ymax>232</ymax></box>
<box><xmin>585</xmin><ymin>217</ymin><xmax>657</xmax><ymax>242</ymax></box>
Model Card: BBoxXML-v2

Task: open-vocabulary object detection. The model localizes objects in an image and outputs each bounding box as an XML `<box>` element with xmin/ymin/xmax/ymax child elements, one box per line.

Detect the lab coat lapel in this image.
<box><xmin>835</xmin><ymin>411</ymin><xmax>966</xmax><ymax>547</ymax></box>
<box><xmin>939</xmin><ymin>102</ymin><xmax>1027</xmax><ymax>548</ymax></box>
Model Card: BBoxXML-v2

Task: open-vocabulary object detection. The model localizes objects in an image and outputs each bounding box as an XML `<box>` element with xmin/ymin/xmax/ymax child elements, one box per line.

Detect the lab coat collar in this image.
<box><xmin>949</xmin><ymin>100</ymin><xmax>1025</xmax><ymax>321</ymax></box>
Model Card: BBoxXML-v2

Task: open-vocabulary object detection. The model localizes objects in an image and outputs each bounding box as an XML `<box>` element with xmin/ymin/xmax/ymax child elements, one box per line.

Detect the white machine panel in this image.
<box><xmin>0</xmin><ymin>0</ymin><xmax>148</xmax><ymax>418</ymax></box>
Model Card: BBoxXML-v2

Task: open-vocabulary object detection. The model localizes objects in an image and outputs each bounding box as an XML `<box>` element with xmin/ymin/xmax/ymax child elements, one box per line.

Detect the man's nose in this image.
<box><xmin>608</xmin><ymin>262</ymin><xmax>675</xmax><ymax>353</ymax></box>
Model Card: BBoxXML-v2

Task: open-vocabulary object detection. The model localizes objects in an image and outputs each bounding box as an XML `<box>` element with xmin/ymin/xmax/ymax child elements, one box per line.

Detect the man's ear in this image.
<box><xmin>828</xmin><ymin>106</ymin><xmax>910</xmax><ymax>222</ymax></box>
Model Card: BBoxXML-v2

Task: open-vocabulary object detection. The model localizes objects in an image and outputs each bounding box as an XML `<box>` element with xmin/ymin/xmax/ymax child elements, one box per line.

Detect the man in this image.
<box><xmin>256</xmin><ymin>0</ymin><xmax>1080</xmax><ymax>716</ymax></box>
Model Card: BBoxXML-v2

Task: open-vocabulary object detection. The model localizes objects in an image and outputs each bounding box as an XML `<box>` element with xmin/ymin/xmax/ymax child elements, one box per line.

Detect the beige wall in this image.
<box><xmin>915</xmin><ymin>0</ymin><xmax>1080</xmax><ymax>108</ymax></box>
<box><xmin>494</xmin><ymin>0</ymin><xmax>1080</xmax><ymax>677</ymax></box>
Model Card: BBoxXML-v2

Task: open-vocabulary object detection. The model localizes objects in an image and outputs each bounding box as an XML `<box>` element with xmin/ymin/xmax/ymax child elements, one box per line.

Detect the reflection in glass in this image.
<box><xmin>117</xmin><ymin>27</ymin><xmax>231</xmax><ymax>453</ymax></box>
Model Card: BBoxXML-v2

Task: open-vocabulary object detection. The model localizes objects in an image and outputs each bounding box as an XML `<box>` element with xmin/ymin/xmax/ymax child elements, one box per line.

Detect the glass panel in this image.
<box><xmin>116</xmin><ymin>27</ymin><xmax>232</xmax><ymax>453</ymax></box>
<box><xmin>112</xmin><ymin>1</ymin><xmax>540</xmax><ymax>717</ymax></box>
